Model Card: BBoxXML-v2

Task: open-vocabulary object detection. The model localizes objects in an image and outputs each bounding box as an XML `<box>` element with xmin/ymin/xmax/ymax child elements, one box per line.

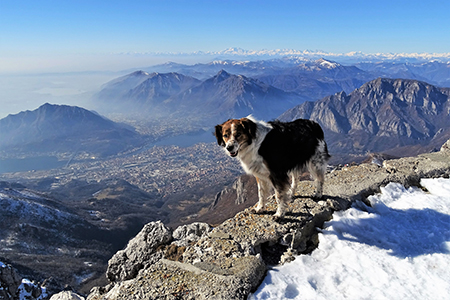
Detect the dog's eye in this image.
<box><xmin>223</xmin><ymin>134</ymin><xmax>229</xmax><ymax>138</ymax></box>
<box><xmin>236</xmin><ymin>133</ymin><xmax>241</xmax><ymax>138</ymax></box>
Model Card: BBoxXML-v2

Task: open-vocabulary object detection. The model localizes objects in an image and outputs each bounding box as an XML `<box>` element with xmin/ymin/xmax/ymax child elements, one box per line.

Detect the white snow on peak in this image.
<box><xmin>317</xmin><ymin>58</ymin><xmax>339</xmax><ymax>68</ymax></box>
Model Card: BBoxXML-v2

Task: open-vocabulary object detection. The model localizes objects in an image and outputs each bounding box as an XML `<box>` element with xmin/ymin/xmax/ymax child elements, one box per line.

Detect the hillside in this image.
<box><xmin>0</xmin><ymin>182</ymin><xmax>113</xmax><ymax>294</ymax></box>
<box><xmin>280</xmin><ymin>78</ymin><xmax>450</xmax><ymax>161</ymax></box>
<box><xmin>0</xmin><ymin>103</ymin><xmax>143</xmax><ymax>158</ymax></box>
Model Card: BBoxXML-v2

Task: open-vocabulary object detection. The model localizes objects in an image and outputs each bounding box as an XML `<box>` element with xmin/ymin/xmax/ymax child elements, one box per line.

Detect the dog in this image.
<box><xmin>214</xmin><ymin>116</ymin><xmax>330</xmax><ymax>219</ymax></box>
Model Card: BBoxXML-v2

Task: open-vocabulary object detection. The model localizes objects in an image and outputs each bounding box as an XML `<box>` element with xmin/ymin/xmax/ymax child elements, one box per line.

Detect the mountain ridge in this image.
<box><xmin>93</xmin><ymin>70</ymin><xmax>304</xmax><ymax>123</ymax></box>
<box><xmin>119</xmin><ymin>47</ymin><xmax>450</xmax><ymax>63</ymax></box>
<box><xmin>280</xmin><ymin>78</ymin><xmax>450</xmax><ymax>160</ymax></box>
<box><xmin>0</xmin><ymin>103</ymin><xmax>142</xmax><ymax>158</ymax></box>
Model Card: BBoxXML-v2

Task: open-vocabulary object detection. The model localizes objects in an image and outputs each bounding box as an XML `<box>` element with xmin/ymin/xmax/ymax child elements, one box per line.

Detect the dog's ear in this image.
<box><xmin>214</xmin><ymin>124</ymin><xmax>225</xmax><ymax>146</ymax></box>
<box><xmin>241</xmin><ymin>118</ymin><xmax>257</xmax><ymax>143</ymax></box>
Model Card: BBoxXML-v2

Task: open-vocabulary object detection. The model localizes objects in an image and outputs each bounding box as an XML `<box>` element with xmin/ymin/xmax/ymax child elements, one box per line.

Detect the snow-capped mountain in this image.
<box><xmin>120</xmin><ymin>47</ymin><xmax>450</xmax><ymax>63</ymax></box>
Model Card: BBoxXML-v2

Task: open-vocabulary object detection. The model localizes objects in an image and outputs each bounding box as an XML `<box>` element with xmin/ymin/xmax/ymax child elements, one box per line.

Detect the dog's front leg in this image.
<box><xmin>254</xmin><ymin>177</ymin><xmax>270</xmax><ymax>213</ymax></box>
<box><xmin>273</xmin><ymin>188</ymin><xmax>288</xmax><ymax>219</ymax></box>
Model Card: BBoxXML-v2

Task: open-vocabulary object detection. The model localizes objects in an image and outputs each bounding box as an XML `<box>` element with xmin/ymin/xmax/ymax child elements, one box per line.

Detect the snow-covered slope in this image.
<box><xmin>250</xmin><ymin>177</ymin><xmax>450</xmax><ymax>300</ymax></box>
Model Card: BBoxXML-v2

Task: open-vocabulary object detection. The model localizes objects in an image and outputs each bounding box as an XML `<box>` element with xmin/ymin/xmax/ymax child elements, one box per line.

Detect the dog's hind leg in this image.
<box><xmin>308</xmin><ymin>140</ymin><xmax>329</xmax><ymax>199</ymax></box>
<box><xmin>307</xmin><ymin>160</ymin><xmax>326</xmax><ymax>199</ymax></box>
<box><xmin>254</xmin><ymin>177</ymin><xmax>271</xmax><ymax>214</ymax></box>
<box><xmin>288</xmin><ymin>169</ymin><xmax>300</xmax><ymax>198</ymax></box>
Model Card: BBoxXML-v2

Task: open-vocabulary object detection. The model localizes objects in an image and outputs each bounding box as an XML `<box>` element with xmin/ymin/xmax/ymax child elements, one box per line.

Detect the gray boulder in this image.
<box><xmin>50</xmin><ymin>291</ymin><xmax>85</xmax><ymax>300</ymax></box>
<box><xmin>106</xmin><ymin>221</ymin><xmax>172</xmax><ymax>282</ymax></box>
<box><xmin>172</xmin><ymin>222</ymin><xmax>212</xmax><ymax>247</ymax></box>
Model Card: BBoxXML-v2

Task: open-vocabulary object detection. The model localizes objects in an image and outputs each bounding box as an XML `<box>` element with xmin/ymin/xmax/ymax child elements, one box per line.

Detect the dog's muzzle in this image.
<box><xmin>226</xmin><ymin>144</ymin><xmax>238</xmax><ymax>157</ymax></box>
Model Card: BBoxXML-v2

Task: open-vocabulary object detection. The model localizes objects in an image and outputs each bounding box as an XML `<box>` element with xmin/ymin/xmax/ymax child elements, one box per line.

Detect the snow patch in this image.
<box><xmin>250</xmin><ymin>178</ymin><xmax>450</xmax><ymax>300</ymax></box>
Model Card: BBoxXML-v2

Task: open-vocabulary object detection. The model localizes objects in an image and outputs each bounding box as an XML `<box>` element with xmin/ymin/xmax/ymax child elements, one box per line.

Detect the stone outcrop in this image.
<box><xmin>106</xmin><ymin>221</ymin><xmax>172</xmax><ymax>282</ymax></box>
<box><xmin>49</xmin><ymin>291</ymin><xmax>85</xmax><ymax>300</ymax></box>
<box><xmin>0</xmin><ymin>262</ymin><xmax>49</xmax><ymax>300</ymax></box>
<box><xmin>0</xmin><ymin>262</ymin><xmax>22</xmax><ymax>300</ymax></box>
<box><xmin>88</xmin><ymin>141</ymin><xmax>450</xmax><ymax>300</ymax></box>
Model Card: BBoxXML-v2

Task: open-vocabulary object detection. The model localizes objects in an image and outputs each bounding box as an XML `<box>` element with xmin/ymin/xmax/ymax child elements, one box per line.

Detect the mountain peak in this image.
<box><xmin>0</xmin><ymin>104</ymin><xmax>141</xmax><ymax>157</ymax></box>
<box><xmin>216</xmin><ymin>69</ymin><xmax>231</xmax><ymax>79</ymax></box>
<box><xmin>131</xmin><ymin>70</ymin><xmax>150</xmax><ymax>76</ymax></box>
<box><xmin>315</xmin><ymin>58</ymin><xmax>340</xmax><ymax>69</ymax></box>
<box><xmin>280</xmin><ymin>78</ymin><xmax>450</xmax><ymax>158</ymax></box>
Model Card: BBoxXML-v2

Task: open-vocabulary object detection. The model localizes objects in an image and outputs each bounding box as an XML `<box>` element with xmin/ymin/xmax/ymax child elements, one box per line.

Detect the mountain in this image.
<box><xmin>0</xmin><ymin>177</ymin><xmax>167</xmax><ymax>294</ymax></box>
<box><xmin>356</xmin><ymin>61</ymin><xmax>450</xmax><ymax>88</ymax></box>
<box><xmin>93</xmin><ymin>70</ymin><xmax>304</xmax><ymax>124</ymax></box>
<box><xmin>279</xmin><ymin>78</ymin><xmax>450</xmax><ymax>161</ymax></box>
<box><xmin>122</xmin><ymin>47</ymin><xmax>450</xmax><ymax>64</ymax></box>
<box><xmin>94</xmin><ymin>71</ymin><xmax>201</xmax><ymax>115</ymax></box>
<box><xmin>142</xmin><ymin>58</ymin><xmax>377</xmax><ymax>102</ymax></box>
<box><xmin>0</xmin><ymin>103</ymin><xmax>143</xmax><ymax>157</ymax></box>
<box><xmin>167</xmin><ymin>69</ymin><xmax>302</xmax><ymax>121</ymax></box>
<box><xmin>255</xmin><ymin>58</ymin><xmax>375</xmax><ymax>101</ymax></box>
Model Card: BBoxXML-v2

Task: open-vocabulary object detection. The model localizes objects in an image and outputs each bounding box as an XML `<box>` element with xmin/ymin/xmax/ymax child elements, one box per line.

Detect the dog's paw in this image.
<box><xmin>312</xmin><ymin>193</ymin><xmax>324</xmax><ymax>201</ymax></box>
<box><xmin>272</xmin><ymin>214</ymin><xmax>284</xmax><ymax>222</ymax></box>
<box><xmin>252</xmin><ymin>204</ymin><xmax>266</xmax><ymax>214</ymax></box>
<box><xmin>250</xmin><ymin>207</ymin><xmax>264</xmax><ymax>214</ymax></box>
<box><xmin>273</xmin><ymin>209</ymin><xmax>285</xmax><ymax>221</ymax></box>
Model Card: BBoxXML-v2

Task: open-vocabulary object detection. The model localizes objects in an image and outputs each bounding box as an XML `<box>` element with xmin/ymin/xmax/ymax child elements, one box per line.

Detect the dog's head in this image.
<box><xmin>214</xmin><ymin>118</ymin><xmax>257</xmax><ymax>157</ymax></box>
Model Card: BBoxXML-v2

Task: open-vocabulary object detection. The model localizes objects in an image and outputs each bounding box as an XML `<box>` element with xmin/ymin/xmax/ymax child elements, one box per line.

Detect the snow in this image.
<box><xmin>250</xmin><ymin>177</ymin><xmax>450</xmax><ymax>300</ymax></box>
<box><xmin>17</xmin><ymin>279</ymin><xmax>48</xmax><ymax>300</ymax></box>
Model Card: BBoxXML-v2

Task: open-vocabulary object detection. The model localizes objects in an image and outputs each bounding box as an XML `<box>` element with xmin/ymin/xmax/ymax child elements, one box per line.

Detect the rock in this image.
<box><xmin>233</xmin><ymin>176</ymin><xmax>249</xmax><ymax>205</ymax></box>
<box><xmin>88</xmin><ymin>258</ymin><xmax>265</xmax><ymax>300</ymax></box>
<box><xmin>172</xmin><ymin>222</ymin><xmax>211</xmax><ymax>247</ymax></box>
<box><xmin>106</xmin><ymin>221</ymin><xmax>172</xmax><ymax>282</ymax></box>
<box><xmin>0</xmin><ymin>262</ymin><xmax>22</xmax><ymax>300</ymax></box>
<box><xmin>89</xmin><ymin>139</ymin><xmax>450</xmax><ymax>300</ymax></box>
<box><xmin>0</xmin><ymin>262</ymin><xmax>50</xmax><ymax>300</ymax></box>
<box><xmin>16</xmin><ymin>279</ymin><xmax>49</xmax><ymax>300</ymax></box>
<box><xmin>441</xmin><ymin>139</ymin><xmax>450</xmax><ymax>152</ymax></box>
<box><xmin>50</xmin><ymin>290</ymin><xmax>85</xmax><ymax>300</ymax></box>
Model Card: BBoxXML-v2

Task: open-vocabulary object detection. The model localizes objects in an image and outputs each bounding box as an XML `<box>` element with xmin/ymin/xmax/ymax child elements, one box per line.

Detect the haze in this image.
<box><xmin>1</xmin><ymin>0</ymin><xmax>449</xmax><ymax>118</ymax></box>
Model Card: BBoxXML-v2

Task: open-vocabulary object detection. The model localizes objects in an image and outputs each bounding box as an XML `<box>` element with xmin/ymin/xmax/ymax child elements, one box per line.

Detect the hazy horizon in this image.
<box><xmin>2</xmin><ymin>0</ymin><xmax>449</xmax><ymax>118</ymax></box>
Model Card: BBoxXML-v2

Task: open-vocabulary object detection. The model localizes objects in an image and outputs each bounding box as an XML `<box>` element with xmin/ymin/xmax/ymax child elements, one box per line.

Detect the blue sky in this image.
<box><xmin>1</xmin><ymin>0</ymin><xmax>449</xmax><ymax>72</ymax></box>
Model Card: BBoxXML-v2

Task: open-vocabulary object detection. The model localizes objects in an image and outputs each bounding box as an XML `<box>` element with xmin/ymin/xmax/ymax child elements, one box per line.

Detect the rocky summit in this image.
<box><xmin>85</xmin><ymin>140</ymin><xmax>450</xmax><ymax>300</ymax></box>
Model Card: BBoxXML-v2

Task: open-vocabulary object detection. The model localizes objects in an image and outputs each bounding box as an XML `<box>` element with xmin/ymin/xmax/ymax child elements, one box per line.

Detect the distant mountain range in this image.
<box><xmin>94</xmin><ymin>69</ymin><xmax>302</xmax><ymax>123</ymax></box>
<box><xmin>139</xmin><ymin>57</ymin><xmax>450</xmax><ymax>98</ymax></box>
<box><xmin>120</xmin><ymin>47</ymin><xmax>450</xmax><ymax>63</ymax></box>
<box><xmin>280</xmin><ymin>78</ymin><xmax>450</xmax><ymax>160</ymax></box>
<box><xmin>3</xmin><ymin>57</ymin><xmax>450</xmax><ymax>163</ymax></box>
<box><xmin>0</xmin><ymin>103</ymin><xmax>143</xmax><ymax>157</ymax></box>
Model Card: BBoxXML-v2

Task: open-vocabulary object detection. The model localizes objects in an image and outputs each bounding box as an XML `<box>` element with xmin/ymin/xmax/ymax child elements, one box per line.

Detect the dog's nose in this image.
<box><xmin>226</xmin><ymin>145</ymin><xmax>234</xmax><ymax>152</ymax></box>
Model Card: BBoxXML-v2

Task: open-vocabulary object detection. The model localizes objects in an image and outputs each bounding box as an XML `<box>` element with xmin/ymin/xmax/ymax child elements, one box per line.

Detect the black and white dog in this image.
<box><xmin>215</xmin><ymin>116</ymin><xmax>330</xmax><ymax>218</ymax></box>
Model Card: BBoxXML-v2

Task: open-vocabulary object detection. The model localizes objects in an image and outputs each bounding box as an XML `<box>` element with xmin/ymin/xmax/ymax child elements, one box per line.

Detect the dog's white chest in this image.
<box><xmin>239</xmin><ymin>151</ymin><xmax>270</xmax><ymax>178</ymax></box>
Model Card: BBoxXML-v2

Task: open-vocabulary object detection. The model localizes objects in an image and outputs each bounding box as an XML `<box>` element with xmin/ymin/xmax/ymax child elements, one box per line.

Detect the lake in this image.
<box><xmin>0</xmin><ymin>156</ymin><xmax>66</xmax><ymax>173</ymax></box>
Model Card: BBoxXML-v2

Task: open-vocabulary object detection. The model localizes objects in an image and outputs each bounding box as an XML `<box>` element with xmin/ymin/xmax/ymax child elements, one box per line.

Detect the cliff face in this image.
<box><xmin>280</xmin><ymin>78</ymin><xmax>450</xmax><ymax>159</ymax></box>
<box><xmin>85</xmin><ymin>140</ymin><xmax>450</xmax><ymax>300</ymax></box>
